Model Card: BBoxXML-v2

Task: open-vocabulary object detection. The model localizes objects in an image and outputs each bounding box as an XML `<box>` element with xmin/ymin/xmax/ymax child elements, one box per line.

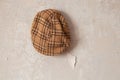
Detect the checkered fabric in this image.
<box><xmin>31</xmin><ymin>9</ymin><xmax>71</xmax><ymax>56</ymax></box>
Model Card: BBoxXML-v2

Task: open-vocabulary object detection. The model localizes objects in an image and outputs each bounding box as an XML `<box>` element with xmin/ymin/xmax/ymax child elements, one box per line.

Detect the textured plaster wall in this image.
<box><xmin>0</xmin><ymin>0</ymin><xmax>120</xmax><ymax>80</ymax></box>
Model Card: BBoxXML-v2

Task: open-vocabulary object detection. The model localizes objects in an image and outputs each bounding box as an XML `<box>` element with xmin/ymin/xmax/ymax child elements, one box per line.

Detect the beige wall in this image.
<box><xmin>0</xmin><ymin>0</ymin><xmax>120</xmax><ymax>80</ymax></box>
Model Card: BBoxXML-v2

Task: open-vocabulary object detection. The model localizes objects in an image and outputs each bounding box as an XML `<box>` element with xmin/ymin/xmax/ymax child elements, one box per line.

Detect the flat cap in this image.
<box><xmin>31</xmin><ymin>9</ymin><xmax>71</xmax><ymax>56</ymax></box>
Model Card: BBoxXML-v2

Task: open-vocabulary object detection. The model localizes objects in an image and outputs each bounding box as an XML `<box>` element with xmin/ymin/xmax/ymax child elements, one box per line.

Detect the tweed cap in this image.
<box><xmin>31</xmin><ymin>9</ymin><xmax>71</xmax><ymax>56</ymax></box>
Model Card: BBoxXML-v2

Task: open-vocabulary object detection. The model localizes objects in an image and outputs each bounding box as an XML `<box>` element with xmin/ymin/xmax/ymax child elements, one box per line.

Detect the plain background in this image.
<box><xmin>0</xmin><ymin>0</ymin><xmax>120</xmax><ymax>80</ymax></box>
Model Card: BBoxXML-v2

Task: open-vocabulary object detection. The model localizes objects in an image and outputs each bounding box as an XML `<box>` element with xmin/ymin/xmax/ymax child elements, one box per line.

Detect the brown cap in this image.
<box><xmin>31</xmin><ymin>9</ymin><xmax>71</xmax><ymax>56</ymax></box>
